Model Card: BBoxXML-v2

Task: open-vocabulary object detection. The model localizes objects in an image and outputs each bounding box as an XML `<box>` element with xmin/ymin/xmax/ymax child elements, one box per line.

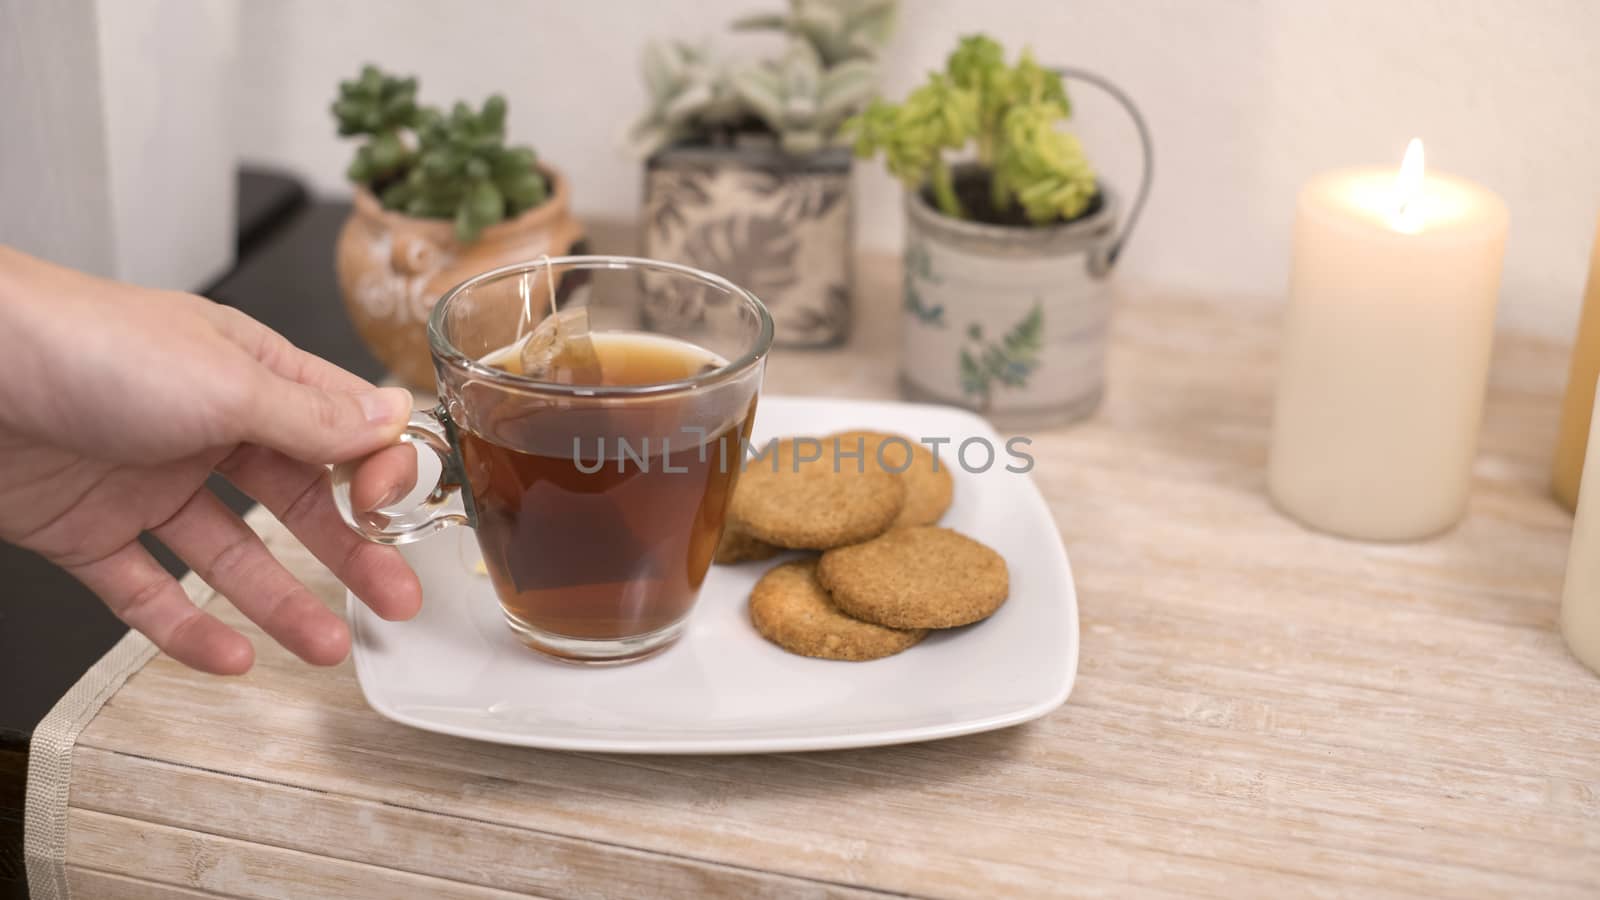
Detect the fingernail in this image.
<box><xmin>359</xmin><ymin>387</ymin><xmax>412</xmax><ymax>426</ymax></box>
<box><xmin>376</xmin><ymin>480</ymin><xmax>409</xmax><ymax>509</ymax></box>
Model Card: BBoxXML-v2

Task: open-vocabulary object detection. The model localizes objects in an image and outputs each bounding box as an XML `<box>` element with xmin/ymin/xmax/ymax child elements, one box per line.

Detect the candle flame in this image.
<box><xmin>1392</xmin><ymin>138</ymin><xmax>1425</xmax><ymax>233</ymax></box>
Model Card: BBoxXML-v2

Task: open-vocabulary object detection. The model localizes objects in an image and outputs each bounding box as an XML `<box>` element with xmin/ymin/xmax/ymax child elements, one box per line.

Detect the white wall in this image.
<box><xmin>97</xmin><ymin>0</ymin><xmax>237</xmax><ymax>289</ymax></box>
<box><xmin>0</xmin><ymin>0</ymin><xmax>117</xmax><ymax>276</ymax></box>
<box><xmin>0</xmin><ymin>0</ymin><xmax>237</xmax><ymax>290</ymax></box>
<box><xmin>236</xmin><ymin>0</ymin><xmax>1600</xmax><ymax>337</ymax></box>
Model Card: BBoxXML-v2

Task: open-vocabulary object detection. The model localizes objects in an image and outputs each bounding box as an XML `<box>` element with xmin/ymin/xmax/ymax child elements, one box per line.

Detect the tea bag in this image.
<box><xmin>514</xmin><ymin>257</ymin><xmax>604</xmax><ymax>385</ymax></box>
<box><xmin>519</xmin><ymin>305</ymin><xmax>604</xmax><ymax>384</ymax></box>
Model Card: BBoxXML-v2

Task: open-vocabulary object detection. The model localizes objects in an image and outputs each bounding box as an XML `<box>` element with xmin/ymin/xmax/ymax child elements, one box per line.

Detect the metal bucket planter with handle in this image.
<box><xmin>898</xmin><ymin>68</ymin><xmax>1152</xmax><ymax>429</ymax></box>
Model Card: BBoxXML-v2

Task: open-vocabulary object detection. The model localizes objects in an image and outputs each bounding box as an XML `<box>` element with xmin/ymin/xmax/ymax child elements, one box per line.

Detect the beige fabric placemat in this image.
<box><xmin>24</xmin><ymin>504</ymin><xmax>277</xmax><ymax>899</ymax></box>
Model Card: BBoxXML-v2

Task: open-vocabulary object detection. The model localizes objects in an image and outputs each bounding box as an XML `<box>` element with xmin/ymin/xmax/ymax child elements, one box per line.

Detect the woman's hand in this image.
<box><xmin>0</xmin><ymin>246</ymin><xmax>421</xmax><ymax>674</ymax></box>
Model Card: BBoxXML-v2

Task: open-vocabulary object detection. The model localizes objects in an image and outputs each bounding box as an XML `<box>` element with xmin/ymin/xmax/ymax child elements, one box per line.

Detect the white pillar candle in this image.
<box><xmin>1269</xmin><ymin>140</ymin><xmax>1509</xmax><ymax>540</ymax></box>
<box><xmin>1561</xmin><ymin>381</ymin><xmax>1600</xmax><ymax>676</ymax></box>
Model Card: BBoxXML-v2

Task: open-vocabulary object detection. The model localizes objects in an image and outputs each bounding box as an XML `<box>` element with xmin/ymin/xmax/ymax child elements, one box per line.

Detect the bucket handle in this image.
<box><xmin>1052</xmin><ymin>67</ymin><xmax>1153</xmax><ymax>269</ymax></box>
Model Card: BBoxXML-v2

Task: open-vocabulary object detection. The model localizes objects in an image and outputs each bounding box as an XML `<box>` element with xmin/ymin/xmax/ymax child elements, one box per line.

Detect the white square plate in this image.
<box><xmin>349</xmin><ymin>396</ymin><xmax>1078</xmax><ymax>753</ymax></box>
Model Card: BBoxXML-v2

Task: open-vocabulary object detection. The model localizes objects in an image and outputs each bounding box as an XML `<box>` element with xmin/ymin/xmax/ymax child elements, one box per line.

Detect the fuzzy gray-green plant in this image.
<box><xmin>728</xmin><ymin>39</ymin><xmax>877</xmax><ymax>155</ymax></box>
<box><xmin>630</xmin><ymin>41</ymin><xmax>745</xmax><ymax>157</ymax></box>
<box><xmin>333</xmin><ymin>64</ymin><xmax>548</xmax><ymax>243</ymax></box>
<box><xmin>630</xmin><ymin>0</ymin><xmax>896</xmax><ymax>157</ymax></box>
<box><xmin>732</xmin><ymin>0</ymin><xmax>897</xmax><ymax>67</ymax></box>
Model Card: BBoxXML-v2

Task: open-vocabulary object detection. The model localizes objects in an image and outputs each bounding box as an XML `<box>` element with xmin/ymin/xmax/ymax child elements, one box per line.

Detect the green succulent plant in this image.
<box><xmin>332</xmin><ymin>64</ymin><xmax>549</xmax><ymax>243</ymax></box>
<box><xmin>630</xmin><ymin>0</ymin><xmax>896</xmax><ymax>158</ymax></box>
<box><xmin>846</xmin><ymin>35</ymin><xmax>1097</xmax><ymax>225</ymax></box>
<box><xmin>333</xmin><ymin>66</ymin><xmax>420</xmax><ymax>184</ymax></box>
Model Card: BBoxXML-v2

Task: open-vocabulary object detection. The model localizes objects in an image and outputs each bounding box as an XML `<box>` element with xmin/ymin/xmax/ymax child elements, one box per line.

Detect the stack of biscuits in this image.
<box><xmin>717</xmin><ymin>431</ymin><xmax>1009</xmax><ymax>661</ymax></box>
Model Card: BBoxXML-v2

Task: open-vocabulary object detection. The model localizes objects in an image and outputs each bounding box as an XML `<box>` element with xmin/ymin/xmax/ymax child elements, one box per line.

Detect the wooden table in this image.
<box><xmin>48</xmin><ymin>259</ymin><xmax>1600</xmax><ymax>898</ymax></box>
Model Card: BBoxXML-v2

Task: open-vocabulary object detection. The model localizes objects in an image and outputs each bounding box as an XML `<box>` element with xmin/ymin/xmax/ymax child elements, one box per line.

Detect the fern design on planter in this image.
<box><xmin>959</xmin><ymin>302</ymin><xmax>1044</xmax><ymax>410</ymax></box>
<box><xmin>904</xmin><ymin>240</ymin><xmax>945</xmax><ymax>327</ymax></box>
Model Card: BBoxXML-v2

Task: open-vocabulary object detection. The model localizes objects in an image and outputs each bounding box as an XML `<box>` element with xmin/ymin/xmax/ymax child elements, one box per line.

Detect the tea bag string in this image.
<box><xmin>515</xmin><ymin>253</ymin><xmax>559</xmax><ymax>346</ymax></box>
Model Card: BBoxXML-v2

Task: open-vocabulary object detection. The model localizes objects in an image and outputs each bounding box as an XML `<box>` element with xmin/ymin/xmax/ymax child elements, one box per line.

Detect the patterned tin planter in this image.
<box><xmin>642</xmin><ymin>144</ymin><xmax>852</xmax><ymax>347</ymax></box>
<box><xmin>899</xmin><ymin>69</ymin><xmax>1152</xmax><ymax>429</ymax></box>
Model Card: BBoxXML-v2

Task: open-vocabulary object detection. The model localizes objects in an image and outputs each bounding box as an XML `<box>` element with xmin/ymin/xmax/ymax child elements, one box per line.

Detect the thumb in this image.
<box><xmin>241</xmin><ymin>376</ymin><xmax>413</xmax><ymax>464</ymax></box>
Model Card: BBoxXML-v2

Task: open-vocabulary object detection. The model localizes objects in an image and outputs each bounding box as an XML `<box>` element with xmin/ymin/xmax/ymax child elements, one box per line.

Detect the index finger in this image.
<box><xmin>203</xmin><ymin>302</ymin><xmax>377</xmax><ymax>394</ymax></box>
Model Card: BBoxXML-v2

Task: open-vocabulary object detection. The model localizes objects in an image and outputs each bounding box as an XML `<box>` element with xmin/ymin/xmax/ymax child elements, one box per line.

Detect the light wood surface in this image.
<box><xmin>62</xmin><ymin>256</ymin><xmax>1600</xmax><ymax>898</ymax></box>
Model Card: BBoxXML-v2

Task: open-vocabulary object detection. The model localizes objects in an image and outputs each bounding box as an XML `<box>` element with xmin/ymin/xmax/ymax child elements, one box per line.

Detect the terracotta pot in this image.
<box><xmin>335</xmin><ymin>165</ymin><xmax>584</xmax><ymax>388</ymax></box>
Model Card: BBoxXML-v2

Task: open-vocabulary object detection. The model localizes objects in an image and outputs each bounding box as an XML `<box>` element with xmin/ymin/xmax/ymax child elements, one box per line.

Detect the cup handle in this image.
<box><xmin>330</xmin><ymin>407</ymin><xmax>470</xmax><ymax>545</ymax></box>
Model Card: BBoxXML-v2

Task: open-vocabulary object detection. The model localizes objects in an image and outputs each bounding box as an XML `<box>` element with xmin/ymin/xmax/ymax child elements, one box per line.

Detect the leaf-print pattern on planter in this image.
<box><xmin>786</xmin><ymin>281</ymin><xmax>851</xmax><ymax>342</ymax></box>
<box><xmin>644</xmin><ymin>165</ymin><xmax>715</xmax><ymax>247</ymax></box>
<box><xmin>643</xmin><ymin>149</ymin><xmax>852</xmax><ymax>346</ymax></box>
<box><xmin>740</xmin><ymin>170</ymin><xmax>848</xmax><ymax>222</ymax></box>
<box><xmin>694</xmin><ymin>213</ymin><xmax>799</xmax><ymax>311</ymax></box>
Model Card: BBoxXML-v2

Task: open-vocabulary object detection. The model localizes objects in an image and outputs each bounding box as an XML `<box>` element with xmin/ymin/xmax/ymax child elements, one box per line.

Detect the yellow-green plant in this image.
<box><xmin>847</xmin><ymin>35</ymin><xmax>1096</xmax><ymax>224</ymax></box>
<box><xmin>333</xmin><ymin>65</ymin><xmax>548</xmax><ymax>243</ymax></box>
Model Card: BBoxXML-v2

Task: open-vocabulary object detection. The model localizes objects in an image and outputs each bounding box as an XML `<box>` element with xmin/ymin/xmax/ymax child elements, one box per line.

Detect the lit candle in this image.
<box><xmin>1269</xmin><ymin>140</ymin><xmax>1509</xmax><ymax>540</ymax></box>
<box><xmin>1561</xmin><ymin>384</ymin><xmax>1600</xmax><ymax>676</ymax></box>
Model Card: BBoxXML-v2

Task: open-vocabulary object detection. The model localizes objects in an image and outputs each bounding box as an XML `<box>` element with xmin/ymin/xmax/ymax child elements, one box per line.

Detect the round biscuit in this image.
<box><xmin>714</xmin><ymin>523</ymin><xmax>781</xmax><ymax>564</ymax></box>
<box><xmin>817</xmin><ymin>527</ymin><xmax>1008</xmax><ymax>629</ymax></box>
<box><xmin>730</xmin><ymin>438</ymin><xmax>906</xmax><ymax>550</ymax></box>
<box><xmin>830</xmin><ymin>430</ymin><xmax>954</xmax><ymax>527</ymax></box>
<box><xmin>748</xmin><ymin>560</ymin><xmax>925</xmax><ymax>661</ymax></box>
